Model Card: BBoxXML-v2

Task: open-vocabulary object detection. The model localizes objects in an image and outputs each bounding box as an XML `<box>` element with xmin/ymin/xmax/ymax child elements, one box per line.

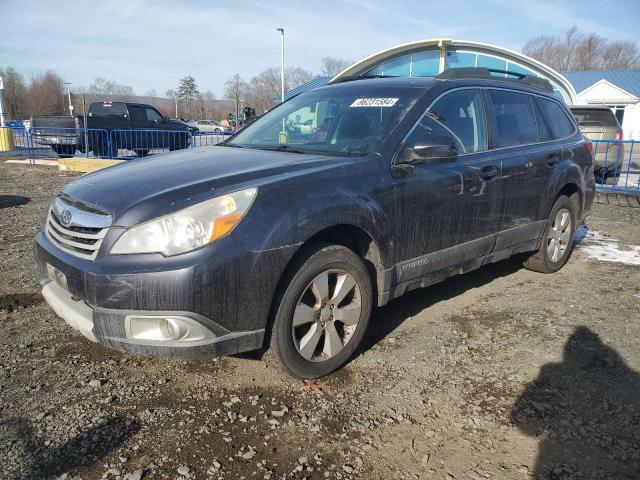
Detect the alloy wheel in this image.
<box><xmin>547</xmin><ymin>208</ymin><xmax>572</xmax><ymax>263</ymax></box>
<box><xmin>292</xmin><ymin>269</ymin><xmax>362</xmax><ymax>362</ymax></box>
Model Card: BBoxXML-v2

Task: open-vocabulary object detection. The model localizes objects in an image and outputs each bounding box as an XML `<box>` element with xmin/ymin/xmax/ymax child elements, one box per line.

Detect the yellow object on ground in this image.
<box><xmin>0</xmin><ymin>128</ymin><xmax>15</xmax><ymax>151</ymax></box>
<box><xmin>57</xmin><ymin>157</ymin><xmax>124</xmax><ymax>173</ymax></box>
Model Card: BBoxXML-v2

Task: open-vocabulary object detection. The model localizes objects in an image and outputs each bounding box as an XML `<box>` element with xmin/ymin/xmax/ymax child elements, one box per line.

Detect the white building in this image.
<box><xmin>562</xmin><ymin>70</ymin><xmax>640</xmax><ymax>140</ymax></box>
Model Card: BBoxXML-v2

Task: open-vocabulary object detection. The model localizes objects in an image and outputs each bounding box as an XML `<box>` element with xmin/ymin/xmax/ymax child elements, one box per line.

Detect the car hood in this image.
<box><xmin>61</xmin><ymin>146</ymin><xmax>339</xmax><ymax>226</ymax></box>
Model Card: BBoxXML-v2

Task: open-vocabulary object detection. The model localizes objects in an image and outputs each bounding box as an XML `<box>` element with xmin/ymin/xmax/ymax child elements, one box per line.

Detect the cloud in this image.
<box><xmin>0</xmin><ymin>0</ymin><xmax>636</xmax><ymax>98</ymax></box>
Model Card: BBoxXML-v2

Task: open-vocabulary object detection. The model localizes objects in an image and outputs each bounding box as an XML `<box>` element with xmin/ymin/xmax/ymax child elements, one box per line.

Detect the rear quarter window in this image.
<box><xmin>89</xmin><ymin>103</ymin><xmax>128</xmax><ymax>117</ymax></box>
<box><xmin>538</xmin><ymin>98</ymin><xmax>576</xmax><ymax>139</ymax></box>
<box><xmin>570</xmin><ymin>108</ymin><xmax>619</xmax><ymax>128</ymax></box>
<box><xmin>489</xmin><ymin>90</ymin><xmax>538</xmax><ymax>148</ymax></box>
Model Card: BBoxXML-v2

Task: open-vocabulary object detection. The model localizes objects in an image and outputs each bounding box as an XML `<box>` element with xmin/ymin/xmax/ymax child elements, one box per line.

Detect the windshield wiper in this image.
<box><xmin>219</xmin><ymin>142</ymin><xmax>243</xmax><ymax>148</ymax></box>
<box><xmin>256</xmin><ymin>145</ymin><xmax>308</xmax><ymax>154</ymax></box>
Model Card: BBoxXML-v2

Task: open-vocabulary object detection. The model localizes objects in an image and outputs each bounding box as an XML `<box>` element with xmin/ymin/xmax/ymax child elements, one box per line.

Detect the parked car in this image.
<box><xmin>31</xmin><ymin>102</ymin><xmax>194</xmax><ymax>158</ymax></box>
<box><xmin>35</xmin><ymin>68</ymin><xmax>595</xmax><ymax>378</ymax></box>
<box><xmin>3</xmin><ymin>119</ymin><xmax>25</xmax><ymax>130</ymax></box>
<box><xmin>570</xmin><ymin>105</ymin><xmax>625</xmax><ymax>184</ymax></box>
<box><xmin>193</xmin><ymin>120</ymin><xmax>228</xmax><ymax>133</ymax></box>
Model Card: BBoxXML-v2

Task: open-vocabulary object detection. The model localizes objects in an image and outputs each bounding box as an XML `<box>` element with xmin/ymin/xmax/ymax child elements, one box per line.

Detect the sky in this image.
<box><xmin>1</xmin><ymin>0</ymin><xmax>639</xmax><ymax>98</ymax></box>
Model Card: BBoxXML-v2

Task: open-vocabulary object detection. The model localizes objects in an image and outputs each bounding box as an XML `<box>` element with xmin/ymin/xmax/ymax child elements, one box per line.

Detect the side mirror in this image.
<box><xmin>399</xmin><ymin>135</ymin><xmax>458</xmax><ymax>165</ymax></box>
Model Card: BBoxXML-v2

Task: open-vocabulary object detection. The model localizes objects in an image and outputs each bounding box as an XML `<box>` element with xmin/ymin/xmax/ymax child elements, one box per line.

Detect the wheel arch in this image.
<box><xmin>263</xmin><ymin>223</ymin><xmax>387</xmax><ymax>349</ymax></box>
<box><xmin>551</xmin><ymin>182</ymin><xmax>582</xmax><ymax>220</ymax></box>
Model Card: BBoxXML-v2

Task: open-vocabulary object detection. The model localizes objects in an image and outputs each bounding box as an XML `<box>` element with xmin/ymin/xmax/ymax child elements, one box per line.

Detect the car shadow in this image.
<box><xmin>0</xmin><ymin>416</ymin><xmax>140</xmax><ymax>480</ymax></box>
<box><xmin>0</xmin><ymin>195</ymin><xmax>30</xmax><ymax>209</ymax></box>
<box><xmin>510</xmin><ymin>326</ymin><xmax>640</xmax><ymax>479</ymax></box>
<box><xmin>358</xmin><ymin>257</ymin><xmax>523</xmax><ymax>354</ymax></box>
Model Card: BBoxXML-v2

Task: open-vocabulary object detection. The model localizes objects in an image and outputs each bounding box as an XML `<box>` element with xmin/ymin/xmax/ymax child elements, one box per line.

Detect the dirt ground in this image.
<box><xmin>1</xmin><ymin>162</ymin><xmax>639</xmax><ymax>480</ymax></box>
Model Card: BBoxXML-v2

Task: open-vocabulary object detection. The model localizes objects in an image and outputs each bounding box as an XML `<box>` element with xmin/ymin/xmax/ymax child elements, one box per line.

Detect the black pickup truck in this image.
<box><xmin>31</xmin><ymin>101</ymin><xmax>194</xmax><ymax>158</ymax></box>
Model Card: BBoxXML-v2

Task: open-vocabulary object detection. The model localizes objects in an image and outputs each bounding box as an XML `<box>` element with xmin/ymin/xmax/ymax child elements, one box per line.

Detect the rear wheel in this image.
<box><xmin>523</xmin><ymin>195</ymin><xmax>576</xmax><ymax>273</ymax></box>
<box><xmin>52</xmin><ymin>145</ymin><xmax>75</xmax><ymax>157</ymax></box>
<box><xmin>136</xmin><ymin>149</ymin><xmax>149</xmax><ymax>157</ymax></box>
<box><xmin>604</xmin><ymin>170</ymin><xmax>620</xmax><ymax>185</ymax></box>
<box><xmin>269</xmin><ymin>244</ymin><xmax>372</xmax><ymax>378</ymax></box>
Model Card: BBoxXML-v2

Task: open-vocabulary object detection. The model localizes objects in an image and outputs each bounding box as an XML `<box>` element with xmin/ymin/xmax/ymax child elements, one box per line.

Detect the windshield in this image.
<box><xmin>229</xmin><ymin>84</ymin><xmax>421</xmax><ymax>156</ymax></box>
<box><xmin>571</xmin><ymin>109</ymin><xmax>618</xmax><ymax>127</ymax></box>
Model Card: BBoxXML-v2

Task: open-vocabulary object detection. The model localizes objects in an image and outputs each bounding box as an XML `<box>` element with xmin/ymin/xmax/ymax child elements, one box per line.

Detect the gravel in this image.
<box><xmin>1</xmin><ymin>163</ymin><xmax>639</xmax><ymax>479</ymax></box>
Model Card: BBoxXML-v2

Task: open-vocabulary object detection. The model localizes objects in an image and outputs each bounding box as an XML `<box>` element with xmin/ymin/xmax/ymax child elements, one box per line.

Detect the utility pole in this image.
<box><xmin>235</xmin><ymin>74</ymin><xmax>240</xmax><ymax>132</ymax></box>
<box><xmin>64</xmin><ymin>82</ymin><xmax>73</xmax><ymax>116</ymax></box>
<box><xmin>276</xmin><ymin>28</ymin><xmax>285</xmax><ymax>104</ymax></box>
<box><xmin>0</xmin><ymin>76</ymin><xmax>5</xmax><ymax>127</ymax></box>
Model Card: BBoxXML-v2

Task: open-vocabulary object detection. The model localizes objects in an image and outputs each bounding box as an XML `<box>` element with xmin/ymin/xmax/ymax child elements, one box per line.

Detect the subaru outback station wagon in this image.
<box><xmin>35</xmin><ymin>67</ymin><xmax>595</xmax><ymax>378</ymax></box>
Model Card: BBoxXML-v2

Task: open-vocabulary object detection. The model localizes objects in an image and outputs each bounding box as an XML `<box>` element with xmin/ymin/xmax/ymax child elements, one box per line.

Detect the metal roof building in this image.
<box><xmin>561</xmin><ymin>69</ymin><xmax>640</xmax><ymax>139</ymax></box>
<box><xmin>275</xmin><ymin>40</ymin><xmax>640</xmax><ymax>139</ymax></box>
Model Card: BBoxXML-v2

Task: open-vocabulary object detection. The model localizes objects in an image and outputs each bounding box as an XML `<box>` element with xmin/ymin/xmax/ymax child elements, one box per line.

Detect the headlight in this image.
<box><xmin>110</xmin><ymin>187</ymin><xmax>257</xmax><ymax>256</ymax></box>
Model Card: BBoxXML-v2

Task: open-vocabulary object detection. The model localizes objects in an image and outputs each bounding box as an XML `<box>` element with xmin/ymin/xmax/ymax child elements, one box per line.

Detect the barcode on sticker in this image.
<box><xmin>350</xmin><ymin>98</ymin><xmax>399</xmax><ymax>107</ymax></box>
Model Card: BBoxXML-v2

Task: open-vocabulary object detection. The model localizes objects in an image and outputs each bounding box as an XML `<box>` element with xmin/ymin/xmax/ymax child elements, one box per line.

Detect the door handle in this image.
<box><xmin>546</xmin><ymin>154</ymin><xmax>561</xmax><ymax>167</ymax></box>
<box><xmin>479</xmin><ymin>165</ymin><xmax>499</xmax><ymax>180</ymax></box>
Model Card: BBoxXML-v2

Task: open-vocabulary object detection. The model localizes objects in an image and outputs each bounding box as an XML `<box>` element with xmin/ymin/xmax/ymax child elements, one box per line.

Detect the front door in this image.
<box><xmin>393</xmin><ymin>88</ymin><xmax>502</xmax><ymax>284</ymax></box>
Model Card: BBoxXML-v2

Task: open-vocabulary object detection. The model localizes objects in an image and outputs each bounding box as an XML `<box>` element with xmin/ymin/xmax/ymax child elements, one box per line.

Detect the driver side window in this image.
<box><xmin>145</xmin><ymin>107</ymin><xmax>163</xmax><ymax>122</ymax></box>
<box><xmin>405</xmin><ymin>89</ymin><xmax>487</xmax><ymax>155</ymax></box>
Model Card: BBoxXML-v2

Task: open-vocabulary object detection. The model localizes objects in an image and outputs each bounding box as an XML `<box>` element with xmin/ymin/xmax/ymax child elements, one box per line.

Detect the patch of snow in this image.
<box><xmin>574</xmin><ymin>225</ymin><xmax>640</xmax><ymax>266</ymax></box>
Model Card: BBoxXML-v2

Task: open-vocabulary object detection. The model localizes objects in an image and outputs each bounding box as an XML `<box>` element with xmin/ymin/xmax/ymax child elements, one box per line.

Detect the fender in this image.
<box><xmin>244</xmin><ymin>186</ymin><xmax>393</xmax><ymax>266</ymax></box>
<box><xmin>539</xmin><ymin>156</ymin><xmax>585</xmax><ymax>219</ymax></box>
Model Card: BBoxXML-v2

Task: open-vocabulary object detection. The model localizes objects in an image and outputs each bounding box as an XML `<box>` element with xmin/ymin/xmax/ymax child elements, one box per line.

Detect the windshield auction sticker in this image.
<box><xmin>350</xmin><ymin>98</ymin><xmax>399</xmax><ymax>107</ymax></box>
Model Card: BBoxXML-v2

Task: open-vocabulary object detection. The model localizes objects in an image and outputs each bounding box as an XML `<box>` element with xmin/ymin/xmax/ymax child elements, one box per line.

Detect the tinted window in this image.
<box><xmin>570</xmin><ymin>108</ymin><xmax>619</xmax><ymax>128</ymax></box>
<box><xmin>89</xmin><ymin>102</ymin><xmax>128</xmax><ymax>117</ymax></box>
<box><xmin>405</xmin><ymin>89</ymin><xmax>487</xmax><ymax>154</ymax></box>
<box><xmin>538</xmin><ymin>98</ymin><xmax>576</xmax><ymax>139</ymax></box>
<box><xmin>490</xmin><ymin>90</ymin><xmax>538</xmax><ymax>148</ymax></box>
<box><xmin>145</xmin><ymin>107</ymin><xmax>163</xmax><ymax>122</ymax></box>
<box><xmin>129</xmin><ymin>106</ymin><xmax>146</xmax><ymax>124</ymax></box>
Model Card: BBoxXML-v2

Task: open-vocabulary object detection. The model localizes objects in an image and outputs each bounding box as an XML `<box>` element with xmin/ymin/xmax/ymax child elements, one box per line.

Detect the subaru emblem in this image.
<box><xmin>60</xmin><ymin>209</ymin><xmax>72</xmax><ymax>226</ymax></box>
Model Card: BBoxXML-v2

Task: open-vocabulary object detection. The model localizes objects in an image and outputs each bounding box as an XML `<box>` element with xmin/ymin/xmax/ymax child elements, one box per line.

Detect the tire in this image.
<box><xmin>91</xmin><ymin>136</ymin><xmax>109</xmax><ymax>158</ymax></box>
<box><xmin>268</xmin><ymin>243</ymin><xmax>373</xmax><ymax>378</ymax></box>
<box><xmin>53</xmin><ymin>145</ymin><xmax>75</xmax><ymax>158</ymax></box>
<box><xmin>136</xmin><ymin>149</ymin><xmax>149</xmax><ymax>157</ymax></box>
<box><xmin>603</xmin><ymin>171</ymin><xmax>620</xmax><ymax>186</ymax></box>
<box><xmin>523</xmin><ymin>195</ymin><xmax>577</xmax><ymax>273</ymax></box>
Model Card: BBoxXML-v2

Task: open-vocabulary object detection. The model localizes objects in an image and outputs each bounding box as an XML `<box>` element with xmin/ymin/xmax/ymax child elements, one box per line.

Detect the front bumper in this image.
<box><xmin>34</xmin><ymin>230</ymin><xmax>293</xmax><ymax>359</ymax></box>
<box><xmin>39</xmin><ymin>280</ymin><xmax>264</xmax><ymax>358</ymax></box>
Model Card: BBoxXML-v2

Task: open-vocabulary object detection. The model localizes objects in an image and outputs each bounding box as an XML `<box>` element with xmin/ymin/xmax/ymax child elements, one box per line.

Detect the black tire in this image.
<box><xmin>523</xmin><ymin>195</ymin><xmax>577</xmax><ymax>273</ymax></box>
<box><xmin>53</xmin><ymin>145</ymin><xmax>75</xmax><ymax>158</ymax></box>
<box><xmin>169</xmin><ymin>137</ymin><xmax>188</xmax><ymax>151</ymax></box>
<box><xmin>268</xmin><ymin>243</ymin><xmax>373</xmax><ymax>378</ymax></box>
<box><xmin>91</xmin><ymin>136</ymin><xmax>110</xmax><ymax>158</ymax></box>
<box><xmin>136</xmin><ymin>149</ymin><xmax>150</xmax><ymax>157</ymax></box>
<box><xmin>603</xmin><ymin>171</ymin><xmax>620</xmax><ymax>185</ymax></box>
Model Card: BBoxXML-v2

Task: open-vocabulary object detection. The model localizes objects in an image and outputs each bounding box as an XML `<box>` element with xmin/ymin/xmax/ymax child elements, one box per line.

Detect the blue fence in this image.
<box><xmin>0</xmin><ymin>126</ymin><xmax>232</xmax><ymax>163</ymax></box>
<box><xmin>2</xmin><ymin>127</ymin><xmax>639</xmax><ymax>196</ymax></box>
<box><xmin>593</xmin><ymin>140</ymin><xmax>639</xmax><ymax>195</ymax></box>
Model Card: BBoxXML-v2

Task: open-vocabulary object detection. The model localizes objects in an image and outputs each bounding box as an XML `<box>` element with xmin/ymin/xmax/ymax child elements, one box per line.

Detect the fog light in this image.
<box><xmin>124</xmin><ymin>315</ymin><xmax>214</xmax><ymax>343</ymax></box>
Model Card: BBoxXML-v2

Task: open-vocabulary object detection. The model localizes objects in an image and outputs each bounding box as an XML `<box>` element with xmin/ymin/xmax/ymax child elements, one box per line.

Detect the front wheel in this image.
<box><xmin>269</xmin><ymin>244</ymin><xmax>373</xmax><ymax>378</ymax></box>
<box><xmin>523</xmin><ymin>195</ymin><xmax>577</xmax><ymax>273</ymax></box>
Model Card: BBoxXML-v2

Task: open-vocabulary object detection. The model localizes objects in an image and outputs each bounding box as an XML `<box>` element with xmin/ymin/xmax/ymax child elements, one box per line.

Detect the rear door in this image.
<box><xmin>393</xmin><ymin>88</ymin><xmax>503</xmax><ymax>283</ymax></box>
<box><xmin>489</xmin><ymin>89</ymin><xmax>556</xmax><ymax>250</ymax></box>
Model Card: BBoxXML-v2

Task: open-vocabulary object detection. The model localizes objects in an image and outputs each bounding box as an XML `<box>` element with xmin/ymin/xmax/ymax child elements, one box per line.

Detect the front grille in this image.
<box><xmin>46</xmin><ymin>197</ymin><xmax>112</xmax><ymax>260</ymax></box>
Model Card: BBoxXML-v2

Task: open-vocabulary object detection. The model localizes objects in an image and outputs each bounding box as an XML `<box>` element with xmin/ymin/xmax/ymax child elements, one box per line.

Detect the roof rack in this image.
<box><xmin>435</xmin><ymin>67</ymin><xmax>554</xmax><ymax>93</ymax></box>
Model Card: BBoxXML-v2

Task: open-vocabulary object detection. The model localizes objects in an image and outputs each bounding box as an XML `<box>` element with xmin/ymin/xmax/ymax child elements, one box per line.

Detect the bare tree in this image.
<box><xmin>223</xmin><ymin>66</ymin><xmax>315</xmax><ymax>116</ymax></box>
<box><xmin>603</xmin><ymin>41</ymin><xmax>640</xmax><ymax>69</ymax></box>
<box><xmin>320</xmin><ymin>57</ymin><xmax>351</xmax><ymax>77</ymax></box>
<box><xmin>87</xmin><ymin>77</ymin><xmax>136</xmax><ymax>100</ymax></box>
<box><xmin>286</xmin><ymin>67</ymin><xmax>315</xmax><ymax>89</ymax></box>
<box><xmin>523</xmin><ymin>26</ymin><xmax>640</xmax><ymax>71</ymax></box>
<box><xmin>27</xmin><ymin>70</ymin><xmax>65</xmax><ymax>116</ymax></box>
<box><xmin>0</xmin><ymin>67</ymin><xmax>27</xmax><ymax>119</ymax></box>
